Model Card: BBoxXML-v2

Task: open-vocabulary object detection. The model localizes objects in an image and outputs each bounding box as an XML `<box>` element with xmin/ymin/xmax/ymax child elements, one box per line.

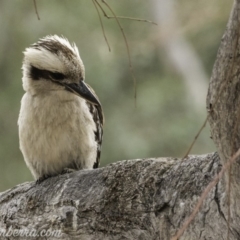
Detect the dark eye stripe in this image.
<box><xmin>49</xmin><ymin>72</ymin><xmax>65</xmax><ymax>80</ymax></box>
<box><xmin>30</xmin><ymin>65</ymin><xmax>65</xmax><ymax>81</ymax></box>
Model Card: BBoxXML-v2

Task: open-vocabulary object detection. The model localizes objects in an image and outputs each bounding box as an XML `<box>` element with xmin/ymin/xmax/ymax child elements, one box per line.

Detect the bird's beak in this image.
<box><xmin>65</xmin><ymin>81</ymin><xmax>100</xmax><ymax>106</ymax></box>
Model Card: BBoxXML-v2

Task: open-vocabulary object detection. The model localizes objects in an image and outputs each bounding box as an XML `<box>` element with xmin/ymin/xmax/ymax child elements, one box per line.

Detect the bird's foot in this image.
<box><xmin>36</xmin><ymin>174</ymin><xmax>51</xmax><ymax>184</ymax></box>
<box><xmin>61</xmin><ymin>168</ymin><xmax>77</xmax><ymax>175</ymax></box>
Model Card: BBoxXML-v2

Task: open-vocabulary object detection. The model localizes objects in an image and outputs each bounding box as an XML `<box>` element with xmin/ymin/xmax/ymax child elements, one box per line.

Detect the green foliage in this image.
<box><xmin>0</xmin><ymin>0</ymin><xmax>232</xmax><ymax>191</ymax></box>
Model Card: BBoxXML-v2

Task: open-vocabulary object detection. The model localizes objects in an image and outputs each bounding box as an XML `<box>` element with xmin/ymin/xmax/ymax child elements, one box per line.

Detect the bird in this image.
<box><xmin>18</xmin><ymin>35</ymin><xmax>104</xmax><ymax>181</ymax></box>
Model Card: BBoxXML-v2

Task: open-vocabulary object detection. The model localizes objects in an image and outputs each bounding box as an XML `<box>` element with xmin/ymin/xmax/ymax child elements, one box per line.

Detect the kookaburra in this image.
<box><xmin>18</xmin><ymin>35</ymin><xmax>104</xmax><ymax>181</ymax></box>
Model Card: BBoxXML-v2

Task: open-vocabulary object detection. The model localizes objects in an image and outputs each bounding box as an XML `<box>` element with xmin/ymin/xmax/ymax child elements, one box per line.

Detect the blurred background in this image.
<box><xmin>0</xmin><ymin>0</ymin><xmax>233</xmax><ymax>191</ymax></box>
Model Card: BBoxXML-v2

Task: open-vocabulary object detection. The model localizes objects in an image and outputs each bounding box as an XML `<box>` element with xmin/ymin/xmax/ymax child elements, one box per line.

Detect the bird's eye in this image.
<box><xmin>49</xmin><ymin>72</ymin><xmax>65</xmax><ymax>80</ymax></box>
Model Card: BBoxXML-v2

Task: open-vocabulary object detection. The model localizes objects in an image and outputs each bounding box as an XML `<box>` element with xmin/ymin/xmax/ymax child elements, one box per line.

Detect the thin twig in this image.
<box><xmin>227</xmin><ymin>165</ymin><xmax>232</xmax><ymax>240</ymax></box>
<box><xmin>33</xmin><ymin>0</ymin><xmax>40</xmax><ymax>20</ymax></box>
<box><xmin>94</xmin><ymin>2</ymin><xmax>157</xmax><ymax>25</ymax></box>
<box><xmin>182</xmin><ymin>117</ymin><xmax>208</xmax><ymax>159</ymax></box>
<box><xmin>101</xmin><ymin>0</ymin><xmax>131</xmax><ymax>65</ymax></box>
<box><xmin>100</xmin><ymin>0</ymin><xmax>137</xmax><ymax>105</ymax></box>
<box><xmin>176</xmin><ymin>116</ymin><xmax>208</xmax><ymax>172</ymax></box>
<box><xmin>95</xmin><ymin>0</ymin><xmax>108</xmax><ymax>17</ymax></box>
<box><xmin>227</xmin><ymin>104</ymin><xmax>240</xmax><ymax>239</ymax></box>
<box><xmin>171</xmin><ymin>147</ymin><xmax>240</xmax><ymax>240</ymax></box>
<box><xmin>92</xmin><ymin>0</ymin><xmax>111</xmax><ymax>52</ymax></box>
<box><xmin>104</xmin><ymin>16</ymin><xmax>157</xmax><ymax>25</ymax></box>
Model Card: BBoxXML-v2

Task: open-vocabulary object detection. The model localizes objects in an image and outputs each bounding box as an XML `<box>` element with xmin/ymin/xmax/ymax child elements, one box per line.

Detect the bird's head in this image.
<box><xmin>22</xmin><ymin>35</ymin><xmax>100</xmax><ymax>105</ymax></box>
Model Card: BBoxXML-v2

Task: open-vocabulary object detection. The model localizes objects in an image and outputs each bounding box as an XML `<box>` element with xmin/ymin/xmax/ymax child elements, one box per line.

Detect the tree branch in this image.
<box><xmin>0</xmin><ymin>153</ymin><xmax>230</xmax><ymax>240</ymax></box>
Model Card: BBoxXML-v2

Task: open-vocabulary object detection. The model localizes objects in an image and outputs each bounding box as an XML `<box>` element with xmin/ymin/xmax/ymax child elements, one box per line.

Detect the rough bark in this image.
<box><xmin>0</xmin><ymin>153</ymin><xmax>228</xmax><ymax>240</ymax></box>
<box><xmin>206</xmin><ymin>0</ymin><xmax>240</xmax><ymax>233</ymax></box>
<box><xmin>1</xmin><ymin>0</ymin><xmax>240</xmax><ymax>239</ymax></box>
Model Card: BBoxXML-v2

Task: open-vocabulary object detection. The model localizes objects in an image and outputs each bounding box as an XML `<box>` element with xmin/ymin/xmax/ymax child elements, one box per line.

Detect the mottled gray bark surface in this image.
<box><xmin>1</xmin><ymin>0</ymin><xmax>240</xmax><ymax>239</ymax></box>
<box><xmin>206</xmin><ymin>0</ymin><xmax>240</xmax><ymax>235</ymax></box>
<box><xmin>0</xmin><ymin>153</ymin><xmax>229</xmax><ymax>240</ymax></box>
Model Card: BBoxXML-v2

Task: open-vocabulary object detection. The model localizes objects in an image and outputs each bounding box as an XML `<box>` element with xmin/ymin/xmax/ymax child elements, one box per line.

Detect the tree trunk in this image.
<box><xmin>1</xmin><ymin>1</ymin><xmax>240</xmax><ymax>239</ymax></box>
